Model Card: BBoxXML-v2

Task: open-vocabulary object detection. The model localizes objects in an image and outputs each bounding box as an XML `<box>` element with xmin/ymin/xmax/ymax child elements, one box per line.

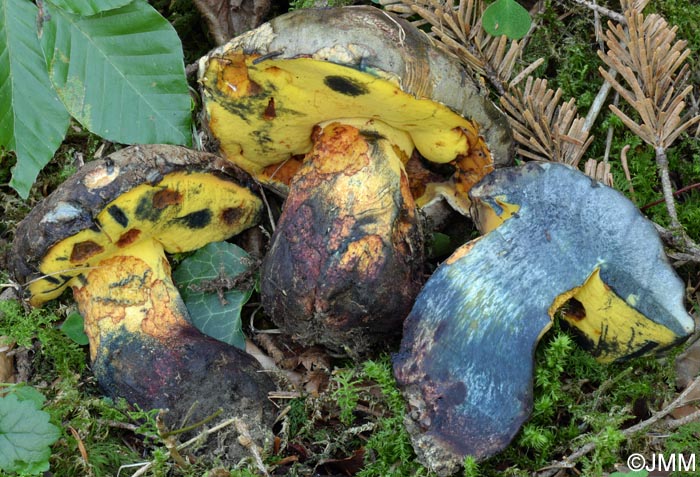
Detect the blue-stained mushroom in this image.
<box><xmin>393</xmin><ymin>162</ymin><xmax>695</xmax><ymax>476</ymax></box>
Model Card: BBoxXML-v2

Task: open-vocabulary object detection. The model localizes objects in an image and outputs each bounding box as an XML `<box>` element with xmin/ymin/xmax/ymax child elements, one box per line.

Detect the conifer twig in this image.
<box><xmin>536</xmin><ymin>375</ymin><xmax>700</xmax><ymax>476</ymax></box>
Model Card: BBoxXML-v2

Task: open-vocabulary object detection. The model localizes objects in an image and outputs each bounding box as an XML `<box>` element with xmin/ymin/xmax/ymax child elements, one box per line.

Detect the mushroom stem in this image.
<box><xmin>70</xmin><ymin>238</ymin><xmax>274</xmax><ymax>422</ymax></box>
<box><xmin>261</xmin><ymin>120</ymin><xmax>424</xmax><ymax>354</ymax></box>
<box><xmin>71</xmin><ymin>238</ymin><xmax>189</xmax><ymax>365</ymax></box>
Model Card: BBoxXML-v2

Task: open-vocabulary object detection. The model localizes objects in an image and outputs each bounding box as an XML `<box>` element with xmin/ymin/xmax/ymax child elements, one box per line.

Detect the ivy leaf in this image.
<box><xmin>0</xmin><ymin>0</ymin><xmax>71</xmax><ymax>199</ymax></box>
<box><xmin>47</xmin><ymin>0</ymin><xmax>134</xmax><ymax>16</ymax></box>
<box><xmin>61</xmin><ymin>312</ymin><xmax>89</xmax><ymax>346</ymax></box>
<box><xmin>173</xmin><ymin>242</ymin><xmax>256</xmax><ymax>350</ymax></box>
<box><xmin>40</xmin><ymin>0</ymin><xmax>192</xmax><ymax>146</ymax></box>
<box><xmin>0</xmin><ymin>393</ymin><xmax>60</xmax><ymax>475</ymax></box>
<box><xmin>482</xmin><ymin>0</ymin><xmax>531</xmax><ymax>40</ymax></box>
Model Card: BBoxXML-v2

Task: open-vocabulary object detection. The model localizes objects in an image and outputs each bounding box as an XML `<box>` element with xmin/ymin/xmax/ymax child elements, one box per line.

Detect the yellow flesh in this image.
<box><xmin>472</xmin><ymin>196</ymin><xmax>521</xmax><ymax>234</ymax></box>
<box><xmin>549</xmin><ymin>268</ymin><xmax>678</xmax><ymax>363</ymax></box>
<box><xmin>202</xmin><ymin>55</ymin><xmax>486</xmax><ymax>174</ymax></box>
<box><xmin>72</xmin><ymin>239</ymin><xmax>186</xmax><ymax>360</ymax></box>
<box><xmin>30</xmin><ymin>172</ymin><xmax>261</xmax><ymax>305</ymax></box>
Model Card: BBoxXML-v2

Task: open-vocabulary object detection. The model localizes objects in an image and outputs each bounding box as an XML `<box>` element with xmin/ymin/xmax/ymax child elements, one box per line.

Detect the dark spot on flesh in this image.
<box><xmin>563</xmin><ymin>297</ymin><xmax>586</xmax><ymax>321</ymax></box>
<box><xmin>135</xmin><ymin>193</ymin><xmax>163</xmax><ymax>222</ymax></box>
<box><xmin>324</xmin><ymin>75</ymin><xmax>369</xmax><ymax>97</ymax></box>
<box><xmin>263</xmin><ymin>98</ymin><xmax>276</xmax><ymax>120</ymax></box>
<box><xmin>437</xmin><ymin>381</ymin><xmax>467</xmax><ymax>408</ymax></box>
<box><xmin>153</xmin><ymin>189</ymin><xmax>183</xmax><ymax>209</ymax></box>
<box><xmin>76</xmin><ymin>274</ymin><xmax>88</xmax><ymax>286</ymax></box>
<box><xmin>172</xmin><ymin>209</ymin><xmax>212</xmax><ymax>229</ymax></box>
<box><xmin>107</xmin><ymin>205</ymin><xmax>129</xmax><ymax>228</ymax></box>
<box><xmin>43</xmin><ymin>275</ymin><xmax>61</xmax><ymax>285</ymax></box>
<box><xmin>359</xmin><ymin>129</ymin><xmax>385</xmax><ymax>142</ymax></box>
<box><xmin>70</xmin><ymin>240</ymin><xmax>104</xmax><ymax>263</ymax></box>
<box><xmin>116</xmin><ymin>229</ymin><xmax>141</xmax><ymax>248</ymax></box>
<box><xmin>221</xmin><ymin>208</ymin><xmax>244</xmax><ymax>226</ymax></box>
<box><xmin>110</xmin><ymin>270</ymin><xmax>149</xmax><ymax>289</ymax></box>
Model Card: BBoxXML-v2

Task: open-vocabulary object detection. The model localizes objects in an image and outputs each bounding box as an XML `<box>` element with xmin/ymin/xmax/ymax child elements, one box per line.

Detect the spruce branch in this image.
<box><xmin>598</xmin><ymin>3</ymin><xmax>700</xmax><ymax>253</ymax></box>
<box><xmin>500</xmin><ymin>77</ymin><xmax>594</xmax><ymax>166</ymax></box>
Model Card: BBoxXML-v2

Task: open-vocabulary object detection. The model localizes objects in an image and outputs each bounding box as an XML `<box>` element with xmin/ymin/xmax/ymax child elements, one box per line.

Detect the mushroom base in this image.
<box><xmin>93</xmin><ymin>326</ymin><xmax>275</xmax><ymax>440</ymax></box>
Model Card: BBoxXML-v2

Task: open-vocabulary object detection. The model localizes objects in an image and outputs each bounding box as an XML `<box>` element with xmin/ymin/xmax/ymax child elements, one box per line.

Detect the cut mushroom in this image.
<box><xmin>198</xmin><ymin>6</ymin><xmax>513</xmax><ymax>353</ymax></box>
<box><xmin>393</xmin><ymin>162</ymin><xmax>695</xmax><ymax>475</ymax></box>
<box><xmin>10</xmin><ymin>145</ymin><xmax>275</xmax><ymax>434</ymax></box>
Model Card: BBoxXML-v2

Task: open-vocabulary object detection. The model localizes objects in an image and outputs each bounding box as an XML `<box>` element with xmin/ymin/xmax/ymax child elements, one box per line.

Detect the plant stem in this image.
<box><xmin>655</xmin><ymin>146</ymin><xmax>683</xmax><ymax>232</ymax></box>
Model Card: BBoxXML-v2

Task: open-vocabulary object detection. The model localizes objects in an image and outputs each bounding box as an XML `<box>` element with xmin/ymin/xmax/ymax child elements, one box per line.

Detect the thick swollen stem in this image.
<box><xmin>72</xmin><ymin>239</ymin><xmax>189</xmax><ymax>363</ymax></box>
<box><xmin>71</xmin><ymin>239</ymin><xmax>274</xmax><ymax>428</ymax></box>
<box><xmin>261</xmin><ymin>120</ymin><xmax>424</xmax><ymax>355</ymax></box>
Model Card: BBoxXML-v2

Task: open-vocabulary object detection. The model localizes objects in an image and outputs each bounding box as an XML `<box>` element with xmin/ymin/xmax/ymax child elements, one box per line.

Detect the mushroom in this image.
<box><xmin>10</xmin><ymin>145</ymin><xmax>276</xmax><ymax>433</ymax></box>
<box><xmin>393</xmin><ymin>162</ymin><xmax>695</xmax><ymax>475</ymax></box>
<box><xmin>198</xmin><ymin>6</ymin><xmax>513</xmax><ymax>354</ymax></box>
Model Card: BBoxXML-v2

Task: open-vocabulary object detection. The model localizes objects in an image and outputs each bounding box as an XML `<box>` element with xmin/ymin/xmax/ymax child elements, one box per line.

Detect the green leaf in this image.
<box><xmin>8</xmin><ymin>385</ymin><xmax>47</xmax><ymax>410</ymax></box>
<box><xmin>173</xmin><ymin>242</ymin><xmax>255</xmax><ymax>350</ymax></box>
<box><xmin>0</xmin><ymin>0</ymin><xmax>71</xmax><ymax>199</ymax></box>
<box><xmin>482</xmin><ymin>0</ymin><xmax>531</xmax><ymax>40</ymax></box>
<box><xmin>40</xmin><ymin>0</ymin><xmax>192</xmax><ymax>146</ymax></box>
<box><xmin>0</xmin><ymin>393</ymin><xmax>60</xmax><ymax>475</ymax></box>
<box><xmin>48</xmin><ymin>0</ymin><xmax>134</xmax><ymax>16</ymax></box>
<box><xmin>61</xmin><ymin>311</ymin><xmax>89</xmax><ymax>345</ymax></box>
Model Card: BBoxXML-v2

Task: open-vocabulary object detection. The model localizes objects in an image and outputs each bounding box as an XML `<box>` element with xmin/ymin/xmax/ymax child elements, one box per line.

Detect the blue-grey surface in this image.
<box><xmin>394</xmin><ymin>162</ymin><xmax>694</xmax><ymax>475</ymax></box>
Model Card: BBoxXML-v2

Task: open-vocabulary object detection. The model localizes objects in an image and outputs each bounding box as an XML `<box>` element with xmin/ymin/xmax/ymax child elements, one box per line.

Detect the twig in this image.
<box><xmin>567</xmin><ymin>0</ymin><xmax>627</xmax><ymax>24</ymax></box>
<box><xmin>662</xmin><ymin>408</ymin><xmax>700</xmax><ymax>430</ymax></box>
<box><xmin>655</xmin><ymin>146</ymin><xmax>683</xmax><ymax>232</ymax></box>
<box><xmin>536</xmin><ymin>375</ymin><xmax>700</xmax><ymax>476</ymax></box>
<box><xmin>127</xmin><ymin>416</ymin><xmax>263</xmax><ymax>477</ymax></box>
<box><xmin>640</xmin><ymin>182</ymin><xmax>700</xmax><ymax>211</ymax></box>
<box><xmin>583</xmin><ymin>70</ymin><xmax>617</xmax><ymax>134</ymax></box>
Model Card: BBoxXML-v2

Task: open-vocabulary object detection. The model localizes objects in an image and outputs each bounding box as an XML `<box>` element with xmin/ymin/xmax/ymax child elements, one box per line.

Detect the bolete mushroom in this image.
<box><xmin>198</xmin><ymin>6</ymin><xmax>513</xmax><ymax>354</ymax></box>
<box><xmin>10</xmin><ymin>145</ymin><xmax>275</xmax><ymax>433</ymax></box>
<box><xmin>393</xmin><ymin>162</ymin><xmax>695</xmax><ymax>475</ymax></box>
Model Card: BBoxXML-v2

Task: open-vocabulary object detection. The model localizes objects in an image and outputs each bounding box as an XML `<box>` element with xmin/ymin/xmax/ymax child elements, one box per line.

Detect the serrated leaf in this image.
<box><xmin>482</xmin><ymin>0</ymin><xmax>531</xmax><ymax>40</ymax></box>
<box><xmin>173</xmin><ymin>242</ymin><xmax>255</xmax><ymax>349</ymax></box>
<box><xmin>40</xmin><ymin>0</ymin><xmax>192</xmax><ymax>146</ymax></box>
<box><xmin>0</xmin><ymin>0</ymin><xmax>71</xmax><ymax>199</ymax></box>
<box><xmin>8</xmin><ymin>385</ymin><xmax>47</xmax><ymax>410</ymax></box>
<box><xmin>48</xmin><ymin>0</ymin><xmax>134</xmax><ymax>16</ymax></box>
<box><xmin>0</xmin><ymin>393</ymin><xmax>60</xmax><ymax>475</ymax></box>
<box><xmin>61</xmin><ymin>312</ymin><xmax>89</xmax><ymax>345</ymax></box>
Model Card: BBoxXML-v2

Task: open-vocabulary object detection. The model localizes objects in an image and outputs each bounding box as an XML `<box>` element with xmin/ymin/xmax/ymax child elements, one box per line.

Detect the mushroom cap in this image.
<box><xmin>198</xmin><ymin>5</ymin><xmax>512</xmax><ymax>211</ymax></box>
<box><xmin>10</xmin><ymin>144</ymin><xmax>262</xmax><ymax>306</ymax></box>
<box><xmin>393</xmin><ymin>162</ymin><xmax>694</xmax><ymax>474</ymax></box>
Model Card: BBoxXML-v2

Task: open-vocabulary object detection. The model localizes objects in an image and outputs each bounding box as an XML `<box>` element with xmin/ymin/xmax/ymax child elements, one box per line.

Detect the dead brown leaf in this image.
<box><xmin>0</xmin><ymin>337</ymin><xmax>15</xmax><ymax>384</ymax></box>
<box><xmin>193</xmin><ymin>0</ymin><xmax>271</xmax><ymax>45</ymax></box>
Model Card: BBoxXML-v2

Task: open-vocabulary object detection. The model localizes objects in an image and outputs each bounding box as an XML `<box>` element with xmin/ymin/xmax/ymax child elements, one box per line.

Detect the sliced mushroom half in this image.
<box><xmin>10</xmin><ymin>145</ymin><xmax>275</xmax><ymax>437</ymax></box>
<box><xmin>198</xmin><ymin>6</ymin><xmax>513</xmax><ymax>354</ymax></box>
<box><xmin>393</xmin><ymin>162</ymin><xmax>695</xmax><ymax>475</ymax></box>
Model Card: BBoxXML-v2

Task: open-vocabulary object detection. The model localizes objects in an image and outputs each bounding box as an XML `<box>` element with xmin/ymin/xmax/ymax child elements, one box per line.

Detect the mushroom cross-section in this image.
<box><xmin>10</xmin><ymin>145</ymin><xmax>275</xmax><ymax>431</ymax></box>
<box><xmin>393</xmin><ymin>162</ymin><xmax>695</xmax><ymax>476</ymax></box>
<box><xmin>198</xmin><ymin>5</ymin><xmax>513</xmax><ymax>354</ymax></box>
